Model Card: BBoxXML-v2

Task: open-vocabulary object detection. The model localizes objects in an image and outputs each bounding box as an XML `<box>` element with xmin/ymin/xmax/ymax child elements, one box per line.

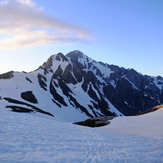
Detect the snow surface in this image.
<box><xmin>94</xmin><ymin>62</ymin><xmax>113</xmax><ymax>78</ymax></box>
<box><xmin>0</xmin><ymin>69</ymin><xmax>90</xmax><ymax>122</ymax></box>
<box><xmin>105</xmin><ymin>108</ymin><xmax>163</xmax><ymax>138</ymax></box>
<box><xmin>0</xmin><ymin>108</ymin><xmax>163</xmax><ymax>163</ymax></box>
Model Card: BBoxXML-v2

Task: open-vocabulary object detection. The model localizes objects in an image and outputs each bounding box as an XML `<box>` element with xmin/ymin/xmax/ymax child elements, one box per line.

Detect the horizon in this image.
<box><xmin>0</xmin><ymin>0</ymin><xmax>163</xmax><ymax>77</ymax></box>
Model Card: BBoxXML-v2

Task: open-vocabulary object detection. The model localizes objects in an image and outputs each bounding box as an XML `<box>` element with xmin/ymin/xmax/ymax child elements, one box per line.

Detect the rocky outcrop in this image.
<box><xmin>37</xmin><ymin>73</ymin><xmax>47</xmax><ymax>91</ymax></box>
<box><xmin>21</xmin><ymin>91</ymin><xmax>38</xmax><ymax>104</ymax></box>
<box><xmin>0</xmin><ymin>71</ymin><xmax>14</xmax><ymax>79</ymax></box>
<box><xmin>42</xmin><ymin>57</ymin><xmax>53</xmax><ymax>70</ymax></box>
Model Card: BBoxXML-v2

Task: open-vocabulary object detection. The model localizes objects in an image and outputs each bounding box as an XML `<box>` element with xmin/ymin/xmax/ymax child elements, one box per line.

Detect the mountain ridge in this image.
<box><xmin>0</xmin><ymin>50</ymin><xmax>163</xmax><ymax>121</ymax></box>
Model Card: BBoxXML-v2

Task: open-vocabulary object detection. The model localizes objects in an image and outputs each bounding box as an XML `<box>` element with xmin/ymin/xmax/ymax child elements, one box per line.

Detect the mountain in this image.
<box><xmin>0</xmin><ymin>50</ymin><xmax>163</xmax><ymax>121</ymax></box>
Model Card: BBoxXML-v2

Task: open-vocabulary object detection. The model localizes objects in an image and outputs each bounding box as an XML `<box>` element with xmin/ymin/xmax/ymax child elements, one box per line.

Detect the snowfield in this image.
<box><xmin>0</xmin><ymin>108</ymin><xmax>163</xmax><ymax>163</ymax></box>
<box><xmin>105</xmin><ymin>108</ymin><xmax>163</xmax><ymax>138</ymax></box>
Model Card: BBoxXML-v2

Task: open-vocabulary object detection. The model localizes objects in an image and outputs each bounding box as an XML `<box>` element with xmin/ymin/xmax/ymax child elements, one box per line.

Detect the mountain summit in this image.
<box><xmin>0</xmin><ymin>50</ymin><xmax>163</xmax><ymax>121</ymax></box>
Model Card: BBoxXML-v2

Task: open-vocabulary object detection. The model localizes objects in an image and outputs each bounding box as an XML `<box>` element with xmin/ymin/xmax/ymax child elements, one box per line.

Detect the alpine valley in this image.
<box><xmin>0</xmin><ymin>50</ymin><xmax>163</xmax><ymax>122</ymax></box>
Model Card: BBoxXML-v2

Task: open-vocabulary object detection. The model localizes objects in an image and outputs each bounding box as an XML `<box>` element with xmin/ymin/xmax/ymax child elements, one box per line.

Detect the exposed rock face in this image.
<box><xmin>56</xmin><ymin>52</ymin><xmax>68</xmax><ymax>62</ymax></box>
<box><xmin>42</xmin><ymin>57</ymin><xmax>53</xmax><ymax>70</ymax></box>
<box><xmin>21</xmin><ymin>91</ymin><xmax>38</xmax><ymax>104</ymax></box>
<box><xmin>37</xmin><ymin>73</ymin><xmax>47</xmax><ymax>91</ymax></box>
<box><xmin>62</xmin><ymin>64</ymin><xmax>77</xmax><ymax>84</ymax></box>
<box><xmin>66</xmin><ymin>50</ymin><xmax>84</xmax><ymax>62</ymax></box>
<box><xmin>0</xmin><ymin>71</ymin><xmax>14</xmax><ymax>79</ymax></box>
<box><xmin>103</xmin><ymin>77</ymin><xmax>158</xmax><ymax>115</ymax></box>
<box><xmin>0</xmin><ymin>50</ymin><xmax>163</xmax><ymax>120</ymax></box>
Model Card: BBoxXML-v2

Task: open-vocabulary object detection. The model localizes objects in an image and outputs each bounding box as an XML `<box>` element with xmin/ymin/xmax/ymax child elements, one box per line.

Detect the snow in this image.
<box><xmin>89</xmin><ymin>83</ymin><xmax>101</xmax><ymax>100</ymax></box>
<box><xmin>0</xmin><ymin>108</ymin><xmax>163</xmax><ymax>162</ymax></box>
<box><xmin>110</xmin><ymin>80</ymin><xmax>116</xmax><ymax>88</ymax></box>
<box><xmin>1</xmin><ymin>52</ymin><xmax>163</xmax><ymax>162</ymax></box>
<box><xmin>51</xmin><ymin>55</ymin><xmax>69</xmax><ymax>73</ymax></box>
<box><xmin>77</xmin><ymin>55</ymin><xmax>113</xmax><ymax>79</ymax></box>
<box><xmin>0</xmin><ymin>52</ymin><xmax>124</xmax><ymax>122</ymax></box>
<box><xmin>77</xmin><ymin>54</ymin><xmax>93</xmax><ymax>69</ymax></box>
<box><xmin>104</xmin><ymin>108</ymin><xmax>163</xmax><ymax>138</ymax></box>
<box><xmin>94</xmin><ymin>62</ymin><xmax>113</xmax><ymax>78</ymax></box>
<box><xmin>67</xmin><ymin>81</ymin><xmax>98</xmax><ymax>116</ymax></box>
<box><xmin>0</xmin><ymin>69</ymin><xmax>90</xmax><ymax>122</ymax></box>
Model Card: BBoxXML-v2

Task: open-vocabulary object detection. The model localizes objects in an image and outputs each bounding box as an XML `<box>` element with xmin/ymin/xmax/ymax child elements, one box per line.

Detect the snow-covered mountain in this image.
<box><xmin>0</xmin><ymin>50</ymin><xmax>163</xmax><ymax>121</ymax></box>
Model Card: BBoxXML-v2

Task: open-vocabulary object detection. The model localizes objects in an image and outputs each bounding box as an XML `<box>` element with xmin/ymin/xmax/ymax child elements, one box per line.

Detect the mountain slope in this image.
<box><xmin>0</xmin><ymin>50</ymin><xmax>163</xmax><ymax>121</ymax></box>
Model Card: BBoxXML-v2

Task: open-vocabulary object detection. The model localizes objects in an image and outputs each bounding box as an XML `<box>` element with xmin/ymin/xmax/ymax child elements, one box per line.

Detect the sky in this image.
<box><xmin>0</xmin><ymin>0</ymin><xmax>162</xmax><ymax>76</ymax></box>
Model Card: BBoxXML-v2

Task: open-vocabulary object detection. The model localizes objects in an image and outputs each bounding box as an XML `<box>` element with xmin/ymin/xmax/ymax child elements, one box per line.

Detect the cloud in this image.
<box><xmin>0</xmin><ymin>30</ymin><xmax>89</xmax><ymax>50</ymax></box>
<box><xmin>0</xmin><ymin>0</ymin><xmax>92</xmax><ymax>50</ymax></box>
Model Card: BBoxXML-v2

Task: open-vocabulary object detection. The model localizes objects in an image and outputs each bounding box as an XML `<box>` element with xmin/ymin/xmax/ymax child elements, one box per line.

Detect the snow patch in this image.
<box><xmin>51</xmin><ymin>55</ymin><xmax>69</xmax><ymax>72</ymax></box>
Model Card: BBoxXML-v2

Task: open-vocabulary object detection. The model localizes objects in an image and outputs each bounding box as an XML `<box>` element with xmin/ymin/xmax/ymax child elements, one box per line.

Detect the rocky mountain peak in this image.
<box><xmin>1</xmin><ymin>50</ymin><xmax>163</xmax><ymax>121</ymax></box>
<box><xmin>42</xmin><ymin>52</ymin><xmax>69</xmax><ymax>70</ymax></box>
<box><xmin>55</xmin><ymin>52</ymin><xmax>68</xmax><ymax>62</ymax></box>
<box><xmin>66</xmin><ymin>50</ymin><xmax>84</xmax><ymax>62</ymax></box>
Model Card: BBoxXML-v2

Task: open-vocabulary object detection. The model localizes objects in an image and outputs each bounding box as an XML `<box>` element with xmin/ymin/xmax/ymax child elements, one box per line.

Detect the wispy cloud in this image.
<box><xmin>0</xmin><ymin>0</ymin><xmax>93</xmax><ymax>50</ymax></box>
